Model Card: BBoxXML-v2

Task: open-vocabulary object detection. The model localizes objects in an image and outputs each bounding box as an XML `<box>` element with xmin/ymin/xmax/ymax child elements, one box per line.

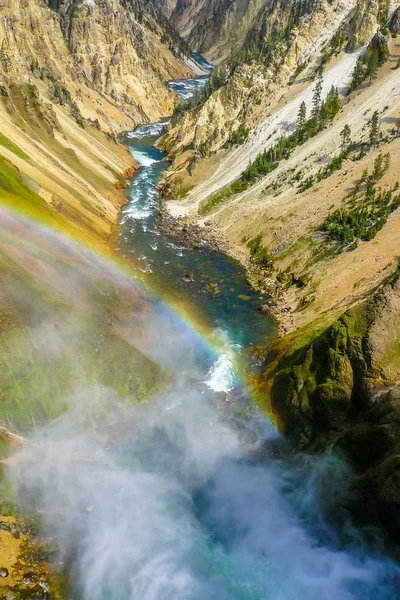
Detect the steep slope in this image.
<box><xmin>0</xmin><ymin>0</ymin><xmax>192</xmax><ymax>131</ymax></box>
<box><xmin>163</xmin><ymin>0</ymin><xmax>388</xmax><ymax>63</ymax></box>
<box><xmin>0</xmin><ymin>0</ymin><xmax>200</xmax><ymax>247</ymax></box>
<box><xmin>160</xmin><ymin>0</ymin><xmax>359</xmax><ymax>172</ymax></box>
<box><xmin>0</xmin><ymin>87</ymin><xmax>137</xmax><ymax>246</ymax></box>
<box><xmin>170</xmin><ymin>0</ymin><xmax>267</xmax><ymax>63</ymax></box>
<box><xmin>253</xmin><ymin>264</ymin><xmax>400</xmax><ymax>543</ymax></box>
<box><xmin>160</xmin><ymin>2</ymin><xmax>399</xmax><ymax>337</ymax></box>
<box><xmin>178</xmin><ymin>39</ymin><xmax>400</xmax><ymax>333</ymax></box>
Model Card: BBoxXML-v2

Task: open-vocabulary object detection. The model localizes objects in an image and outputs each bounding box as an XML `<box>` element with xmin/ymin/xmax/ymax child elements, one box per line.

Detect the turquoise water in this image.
<box><xmin>116</xmin><ymin>128</ymin><xmax>275</xmax><ymax>350</ymax></box>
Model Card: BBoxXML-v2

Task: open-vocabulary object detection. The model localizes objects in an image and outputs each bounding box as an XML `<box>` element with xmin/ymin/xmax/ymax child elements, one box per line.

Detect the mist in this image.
<box><xmin>0</xmin><ymin>207</ymin><xmax>399</xmax><ymax>599</ymax></box>
<box><xmin>8</xmin><ymin>360</ymin><xmax>400</xmax><ymax>600</ymax></box>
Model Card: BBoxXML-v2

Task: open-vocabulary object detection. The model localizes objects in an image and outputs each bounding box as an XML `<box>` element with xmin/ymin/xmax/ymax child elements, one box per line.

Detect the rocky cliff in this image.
<box><xmin>253</xmin><ymin>265</ymin><xmax>400</xmax><ymax>544</ymax></box>
<box><xmin>0</xmin><ymin>0</ymin><xmax>198</xmax><ymax>246</ymax></box>
<box><xmin>0</xmin><ymin>3</ymin><xmax>192</xmax><ymax>590</ymax></box>
<box><xmin>160</xmin><ymin>0</ymin><xmax>358</xmax><ymax>170</ymax></box>
<box><xmin>0</xmin><ymin>0</ymin><xmax>192</xmax><ymax>131</ymax></box>
<box><xmin>170</xmin><ymin>0</ymin><xmax>268</xmax><ymax>63</ymax></box>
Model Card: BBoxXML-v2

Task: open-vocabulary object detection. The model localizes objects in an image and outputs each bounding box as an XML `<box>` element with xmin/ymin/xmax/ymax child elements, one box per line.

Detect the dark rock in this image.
<box><xmin>389</xmin><ymin>6</ymin><xmax>400</xmax><ymax>34</ymax></box>
<box><xmin>257</xmin><ymin>304</ymin><xmax>273</xmax><ymax>315</ymax></box>
<box><xmin>368</xmin><ymin>30</ymin><xmax>389</xmax><ymax>52</ymax></box>
<box><xmin>23</xmin><ymin>572</ymin><xmax>36</xmax><ymax>584</ymax></box>
<box><xmin>337</xmin><ymin>387</ymin><xmax>400</xmax><ymax>543</ymax></box>
<box><xmin>157</xmin><ymin>201</ymin><xmax>225</xmax><ymax>253</ymax></box>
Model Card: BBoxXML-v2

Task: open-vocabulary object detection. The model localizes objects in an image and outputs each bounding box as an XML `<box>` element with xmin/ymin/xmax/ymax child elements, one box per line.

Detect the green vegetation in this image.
<box><xmin>298</xmin><ymin>125</ymin><xmax>353</xmax><ymax>192</ymax></box>
<box><xmin>175</xmin><ymin>185</ymin><xmax>194</xmax><ymax>199</ymax></box>
<box><xmin>253</xmin><ymin>295</ymin><xmax>383</xmax><ymax>447</ymax></box>
<box><xmin>223</xmin><ymin>123</ymin><xmax>250</xmax><ymax>148</ymax></box>
<box><xmin>247</xmin><ymin>234</ymin><xmax>273</xmax><ymax>269</ymax></box>
<box><xmin>255</xmin><ymin>258</ymin><xmax>400</xmax><ymax>445</ymax></box>
<box><xmin>322</xmin><ymin>30</ymin><xmax>345</xmax><ymax>64</ymax></box>
<box><xmin>349</xmin><ymin>42</ymin><xmax>389</xmax><ymax>93</ymax></box>
<box><xmin>293</xmin><ymin>62</ymin><xmax>307</xmax><ymax>78</ymax></box>
<box><xmin>0</xmin><ymin>133</ymin><xmax>30</xmax><ymax>161</ymax></box>
<box><xmin>0</xmin><ymin>155</ymin><xmax>78</xmax><ymax>237</ymax></box>
<box><xmin>378</xmin><ymin>0</ymin><xmax>390</xmax><ymax>31</ymax></box>
<box><xmin>0</xmin><ymin>244</ymin><xmax>167</xmax><ymax>431</ymax></box>
<box><xmin>199</xmin><ymin>83</ymin><xmax>341</xmax><ymax>214</ymax></box>
<box><xmin>369</xmin><ymin>110</ymin><xmax>380</xmax><ymax>146</ymax></box>
<box><xmin>198</xmin><ymin>178</ymin><xmax>248</xmax><ymax>215</ymax></box>
<box><xmin>320</xmin><ymin>153</ymin><xmax>398</xmax><ymax>248</ymax></box>
<box><xmin>234</xmin><ymin>0</ymin><xmax>319</xmax><ymax>68</ymax></box>
<box><xmin>175</xmin><ymin>0</ymin><xmax>320</xmax><ymax>115</ymax></box>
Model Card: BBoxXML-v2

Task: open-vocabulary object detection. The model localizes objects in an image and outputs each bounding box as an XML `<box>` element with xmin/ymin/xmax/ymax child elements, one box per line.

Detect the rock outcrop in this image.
<box><xmin>172</xmin><ymin>0</ymin><xmax>268</xmax><ymax>63</ymax></box>
<box><xmin>346</xmin><ymin>0</ymin><xmax>381</xmax><ymax>50</ymax></box>
<box><xmin>0</xmin><ymin>0</ymin><xmax>192</xmax><ymax>131</ymax></box>
<box><xmin>0</xmin><ymin>0</ymin><xmax>198</xmax><ymax>245</ymax></box>
<box><xmin>253</xmin><ymin>268</ymin><xmax>400</xmax><ymax>543</ymax></box>
<box><xmin>389</xmin><ymin>5</ymin><xmax>400</xmax><ymax>34</ymax></box>
<box><xmin>160</xmin><ymin>0</ymin><xmax>357</xmax><ymax>166</ymax></box>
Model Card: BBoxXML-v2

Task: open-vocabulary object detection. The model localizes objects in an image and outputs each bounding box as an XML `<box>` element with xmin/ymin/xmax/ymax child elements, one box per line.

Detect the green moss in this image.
<box><xmin>175</xmin><ymin>185</ymin><xmax>194</xmax><ymax>199</ymax></box>
<box><xmin>254</xmin><ymin>294</ymin><xmax>382</xmax><ymax>447</ymax></box>
<box><xmin>0</xmin><ymin>156</ymin><xmax>70</xmax><ymax>230</ymax></box>
<box><xmin>0</xmin><ymin>247</ymin><xmax>167</xmax><ymax>432</ymax></box>
<box><xmin>0</xmin><ymin>314</ymin><xmax>167</xmax><ymax>431</ymax></box>
<box><xmin>0</xmin><ymin>133</ymin><xmax>30</xmax><ymax>161</ymax></box>
<box><xmin>198</xmin><ymin>180</ymin><xmax>244</xmax><ymax>215</ymax></box>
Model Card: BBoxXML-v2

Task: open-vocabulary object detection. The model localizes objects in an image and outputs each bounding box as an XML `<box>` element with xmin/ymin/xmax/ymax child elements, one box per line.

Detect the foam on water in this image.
<box><xmin>132</xmin><ymin>148</ymin><xmax>162</xmax><ymax>167</ymax></box>
<box><xmin>127</xmin><ymin>121</ymin><xmax>170</xmax><ymax>140</ymax></box>
<box><xmin>10</xmin><ymin>376</ymin><xmax>400</xmax><ymax>600</ymax></box>
<box><xmin>169</xmin><ymin>76</ymin><xmax>209</xmax><ymax>101</ymax></box>
<box><xmin>192</xmin><ymin>52</ymin><xmax>214</xmax><ymax>71</ymax></box>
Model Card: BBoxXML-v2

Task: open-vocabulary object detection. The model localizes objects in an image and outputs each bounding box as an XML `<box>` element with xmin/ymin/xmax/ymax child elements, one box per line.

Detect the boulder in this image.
<box><xmin>389</xmin><ymin>7</ymin><xmax>400</xmax><ymax>34</ymax></box>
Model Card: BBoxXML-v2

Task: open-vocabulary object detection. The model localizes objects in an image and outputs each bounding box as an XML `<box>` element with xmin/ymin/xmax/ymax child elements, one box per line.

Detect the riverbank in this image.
<box><xmin>158</xmin><ymin>197</ymin><xmax>292</xmax><ymax>336</ymax></box>
<box><xmin>160</xmin><ymin>42</ymin><xmax>400</xmax><ymax>337</ymax></box>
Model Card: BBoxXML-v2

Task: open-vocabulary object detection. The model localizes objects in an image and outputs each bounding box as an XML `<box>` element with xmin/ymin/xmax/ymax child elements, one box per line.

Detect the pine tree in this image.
<box><xmin>350</xmin><ymin>58</ymin><xmax>365</xmax><ymax>92</ymax></box>
<box><xmin>311</xmin><ymin>75</ymin><xmax>323</xmax><ymax>124</ymax></box>
<box><xmin>297</xmin><ymin>101</ymin><xmax>307</xmax><ymax>130</ymax></box>
<box><xmin>369</xmin><ymin>111</ymin><xmax>380</xmax><ymax>146</ymax></box>
<box><xmin>367</xmin><ymin>50</ymin><xmax>379</xmax><ymax>85</ymax></box>
<box><xmin>340</xmin><ymin>124</ymin><xmax>351</xmax><ymax>152</ymax></box>
<box><xmin>372</xmin><ymin>154</ymin><xmax>384</xmax><ymax>181</ymax></box>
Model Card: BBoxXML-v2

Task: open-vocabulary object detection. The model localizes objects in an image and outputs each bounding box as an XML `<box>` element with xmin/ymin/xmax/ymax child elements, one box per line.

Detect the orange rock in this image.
<box><xmin>123</xmin><ymin>165</ymin><xmax>139</xmax><ymax>179</ymax></box>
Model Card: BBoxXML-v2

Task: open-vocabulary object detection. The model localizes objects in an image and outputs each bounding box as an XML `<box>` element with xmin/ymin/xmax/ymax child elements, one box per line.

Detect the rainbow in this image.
<box><xmin>0</xmin><ymin>199</ymin><xmax>245</xmax><ymax>384</ymax></box>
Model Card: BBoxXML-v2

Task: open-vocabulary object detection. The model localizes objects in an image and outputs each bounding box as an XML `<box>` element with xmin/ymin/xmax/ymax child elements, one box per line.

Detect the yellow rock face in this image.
<box><xmin>0</xmin><ymin>0</ymin><xmax>191</xmax><ymax>131</ymax></box>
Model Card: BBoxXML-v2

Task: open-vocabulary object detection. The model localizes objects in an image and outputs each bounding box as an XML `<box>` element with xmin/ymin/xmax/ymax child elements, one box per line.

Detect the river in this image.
<box><xmin>103</xmin><ymin>75</ymin><xmax>400</xmax><ymax>598</ymax></box>
<box><xmin>10</xmin><ymin>72</ymin><xmax>400</xmax><ymax>599</ymax></box>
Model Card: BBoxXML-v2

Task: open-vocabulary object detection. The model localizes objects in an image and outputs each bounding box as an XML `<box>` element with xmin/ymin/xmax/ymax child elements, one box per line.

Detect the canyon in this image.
<box><xmin>0</xmin><ymin>0</ymin><xmax>399</xmax><ymax>598</ymax></box>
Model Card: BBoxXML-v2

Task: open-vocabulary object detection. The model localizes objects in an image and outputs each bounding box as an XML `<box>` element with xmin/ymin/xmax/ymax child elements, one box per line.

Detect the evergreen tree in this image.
<box><xmin>367</xmin><ymin>50</ymin><xmax>379</xmax><ymax>85</ymax></box>
<box><xmin>311</xmin><ymin>75</ymin><xmax>323</xmax><ymax>124</ymax></box>
<box><xmin>340</xmin><ymin>124</ymin><xmax>351</xmax><ymax>152</ymax></box>
<box><xmin>297</xmin><ymin>101</ymin><xmax>307</xmax><ymax>130</ymax></box>
<box><xmin>319</xmin><ymin>86</ymin><xmax>339</xmax><ymax>126</ymax></box>
<box><xmin>350</xmin><ymin>58</ymin><xmax>365</xmax><ymax>92</ymax></box>
<box><xmin>369</xmin><ymin>111</ymin><xmax>380</xmax><ymax>146</ymax></box>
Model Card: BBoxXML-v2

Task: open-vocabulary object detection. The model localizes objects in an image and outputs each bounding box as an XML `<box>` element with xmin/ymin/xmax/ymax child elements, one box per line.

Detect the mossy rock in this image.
<box><xmin>254</xmin><ymin>264</ymin><xmax>400</xmax><ymax>449</ymax></box>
